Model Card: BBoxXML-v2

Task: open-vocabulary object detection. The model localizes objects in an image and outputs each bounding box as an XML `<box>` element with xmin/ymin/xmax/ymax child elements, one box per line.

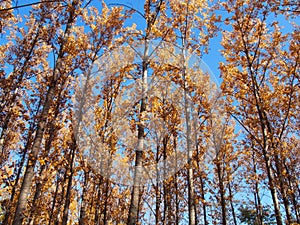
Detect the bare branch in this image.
<box><xmin>108</xmin><ymin>3</ymin><xmax>145</xmax><ymax>19</ymax></box>
<box><xmin>0</xmin><ymin>0</ymin><xmax>63</xmax><ymax>12</ymax></box>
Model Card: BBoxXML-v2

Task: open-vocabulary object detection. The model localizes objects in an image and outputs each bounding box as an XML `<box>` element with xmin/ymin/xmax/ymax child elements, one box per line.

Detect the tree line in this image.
<box><xmin>0</xmin><ymin>0</ymin><xmax>299</xmax><ymax>224</ymax></box>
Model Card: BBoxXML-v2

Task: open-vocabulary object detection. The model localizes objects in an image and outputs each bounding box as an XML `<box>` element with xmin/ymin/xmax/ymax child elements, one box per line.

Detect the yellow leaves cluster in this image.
<box><xmin>149</xmin><ymin>96</ymin><xmax>162</xmax><ymax>113</ymax></box>
<box><xmin>151</xmin><ymin>25</ymin><xmax>163</xmax><ymax>37</ymax></box>
<box><xmin>2</xmin><ymin>164</ymin><xmax>14</xmax><ymax>178</ymax></box>
<box><xmin>64</xmin><ymin>35</ymin><xmax>77</xmax><ymax>55</ymax></box>
<box><xmin>0</xmin><ymin>164</ymin><xmax>14</xmax><ymax>203</ymax></box>
<box><xmin>289</xmin><ymin>29</ymin><xmax>300</xmax><ymax>57</ymax></box>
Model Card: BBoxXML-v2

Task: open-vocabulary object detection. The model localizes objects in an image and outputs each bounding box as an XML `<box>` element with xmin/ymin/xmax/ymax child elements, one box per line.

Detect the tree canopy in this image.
<box><xmin>0</xmin><ymin>0</ymin><xmax>299</xmax><ymax>224</ymax></box>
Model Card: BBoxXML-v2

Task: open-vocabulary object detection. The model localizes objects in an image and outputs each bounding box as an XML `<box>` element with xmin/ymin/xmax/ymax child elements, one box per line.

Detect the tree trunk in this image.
<box><xmin>49</xmin><ymin>173</ymin><xmax>61</xmax><ymax>225</ymax></box>
<box><xmin>284</xmin><ymin>161</ymin><xmax>300</xmax><ymax>223</ymax></box>
<box><xmin>262</xmin><ymin>148</ymin><xmax>283</xmax><ymax>225</ymax></box>
<box><xmin>3</xmin><ymin>128</ymin><xmax>34</xmax><ymax>225</ymax></box>
<box><xmin>127</xmin><ymin>38</ymin><xmax>149</xmax><ymax>225</ymax></box>
<box><xmin>182</xmin><ymin>39</ymin><xmax>197</xmax><ymax>225</ymax></box>
<box><xmin>61</xmin><ymin>137</ymin><xmax>76</xmax><ymax>225</ymax></box>
<box><xmin>249</xmin><ymin>62</ymin><xmax>283</xmax><ymax>225</ymax></box>
<box><xmin>162</xmin><ymin>136</ymin><xmax>171</xmax><ymax>225</ymax></box>
<box><xmin>200</xmin><ymin>175</ymin><xmax>208</xmax><ymax>225</ymax></box>
<box><xmin>274</xmin><ymin>154</ymin><xmax>293</xmax><ymax>224</ymax></box>
<box><xmin>94</xmin><ymin>182</ymin><xmax>101</xmax><ymax>225</ymax></box>
<box><xmin>30</xmin><ymin>87</ymin><xmax>63</xmax><ymax>224</ymax></box>
<box><xmin>252</xmin><ymin>151</ymin><xmax>263</xmax><ymax>225</ymax></box>
<box><xmin>174</xmin><ymin>171</ymin><xmax>180</xmax><ymax>225</ymax></box>
<box><xmin>102</xmin><ymin>178</ymin><xmax>110</xmax><ymax>225</ymax></box>
<box><xmin>28</xmin><ymin>164</ymin><xmax>45</xmax><ymax>224</ymax></box>
<box><xmin>195</xmin><ymin>130</ymin><xmax>208</xmax><ymax>225</ymax></box>
<box><xmin>155</xmin><ymin>145</ymin><xmax>161</xmax><ymax>225</ymax></box>
<box><xmin>174</xmin><ymin>136</ymin><xmax>180</xmax><ymax>225</ymax></box>
<box><xmin>79</xmin><ymin>170</ymin><xmax>89</xmax><ymax>225</ymax></box>
<box><xmin>13</xmin><ymin>85</ymin><xmax>56</xmax><ymax>225</ymax></box>
<box><xmin>228</xmin><ymin>182</ymin><xmax>237</xmax><ymax>225</ymax></box>
<box><xmin>56</xmin><ymin>169</ymin><xmax>68</xmax><ymax>224</ymax></box>
<box><xmin>216</xmin><ymin>162</ymin><xmax>226</xmax><ymax>225</ymax></box>
<box><xmin>12</xmin><ymin>4</ymin><xmax>76</xmax><ymax>224</ymax></box>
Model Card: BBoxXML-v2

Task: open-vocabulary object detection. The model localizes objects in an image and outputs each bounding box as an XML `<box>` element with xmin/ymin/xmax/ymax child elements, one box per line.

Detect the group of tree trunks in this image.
<box><xmin>0</xmin><ymin>0</ymin><xmax>299</xmax><ymax>224</ymax></box>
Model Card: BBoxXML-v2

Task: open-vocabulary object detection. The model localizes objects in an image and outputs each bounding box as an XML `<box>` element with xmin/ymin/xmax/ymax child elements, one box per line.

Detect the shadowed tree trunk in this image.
<box><xmin>94</xmin><ymin>178</ymin><xmax>102</xmax><ymax>225</ymax></box>
<box><xmin>174</xmin><ymin>136</ymin><xmax>180</xmax><ymax>225</ymax></box>
<box><xmin>228</xmin><ymin>182</ymin><xmax>237</xmax><ymax>225</ymax></box>
<box><xmin>200</xmin><ymin>174</ymin><xmax>208</xmax><ymax>225</ymax></box>
<box><xmin>251</xmin><ymin>149</ymin><xmax>263</xmax><ymax>225</ymax></box>
<box><xmin>155</xmin><ymin>144</ymin><xmax>161</xmax><ymax>225</ymax></box>
<box><xmin>49</xmin><ymin>172</ymin><xmax>62</xmax><ymax>225</ymax></box>
<box><xmin>61</xmin><ymin>134</ymin><xmax>76</xmax><ymax>225</ymax></box>
<box><xmin>79</xmin><ymin>170</ymin><xmax>89</xmax><ymax>225</ymax></box>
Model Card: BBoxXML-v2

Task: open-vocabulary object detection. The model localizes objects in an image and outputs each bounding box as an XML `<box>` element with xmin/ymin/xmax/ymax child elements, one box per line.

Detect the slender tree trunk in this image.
<box><xmin>274</xmin><ymin>154</ymin><xmax>292</xmax><ymax>224</ymax></box>
<box><xmin>155</xmin><ymin>144</ymin><xmax>161</xmax><ymax>225</ymax></box>
<box><xmin>49</xmin><ymin>174</ymin><xmax>61</xmax><ymax>225</ymax></box>
<box><xmin>284</xmin><ymin>162</ymin><xmax>300</xmax><ymax>223</ymax></box>
<box><xmin>258</xmin><ymin>123</ymin><xmax>283</xmax><ymax>225</ymax></box>
<box><xmin>12</xmin><ymin>4</ymin><xmax>76</xmax><ymax>224</ymax></box>
<box><xmin>181</xmin><ymin>38</ymin><xmax>197</xmax><ymax>225</ymax></box>
<box><xmin>155</xmin><ymin>183</ymin><xmax>161</xmax><ymax>225</ymax></box>
<box><xmin>162</xmin><ymin>136</ymin><xmax>171</xmax><ymax>225</ymax></box>
<box><xmin>28</xmin><ymin>164</ymin><xmax>45</xmax><ymax>224</ymax></box>
<box><xmin>30</xmin><ymin>87</ymin><xmax>64</xmax><ymax>224</ymax></box>
<box><xmin>94</xmin><ymin>178</ymin><xmax>102</xmax><ymax>225</ymax></box>
<box><xmin>174</xmin><ymin>136</ymin><xmax>180</xmax><ymax>225</ymax></box>
<box><xmin>252</xmin><ymin>151</ymin><xmax>263</xmax><ymax>225</ymax></box>
<box><xmin>258</xmin><ymin>117</ymin><xmax>283</xmax><ymax>225</ymax></box>
<box><xmin>102</xmin><ymin>178</ymin><xmax>110</xmax><ymax>225</ymax></box>
<box><xmin>162</xmin><ymin>181</ymin><xmax>167</xmax><ymax>225</ymax></box>
<box><xmin>127</xmin><ymin>38</ymin><xmax>149</xmax><ymax>225</ymax></box>
<box><xmin>56</xmin><ymin>169</ymin><xmax>68</xmax><ymax>224</ymax></box>
<box><xmin>61</xmin><ymin>137</ymin><xmax>76</xmax><ymax>225</ymax></box>
<box><xmin>195</xmin><ymin>130</ymin><xmax>208</xmax><ymax>225</ymax></box>
<box><xmin>89</xmin><ymin>182</ymin><xmax>96</xmax><ymax>218</ymax></box>
<box><xmin>127</xmin><ymin>1</ymin><xmax>165</xmax><ymax>223</ymax></box>
<box><xmin>200</xmin><ymin>175</ymin><xmax>208</xmax><ymax>225</ymax></box>
<box><xmin>185</xmin><ymin>102</ymin><xmax>197</xmax><ymax>225</ymax></box>
<box><xmin>3</xmin><ymin>85</ymin><xmax>42</xmax><ymax>224</ymax></box>
<box><xmin>253</xmin><ymin>191</ymin><xmax>263</xmax><ymax>225</ymax></box>
<box><xmin>137</xmin><ymin>188</ymin><xmax>143</xmax><ymax>223</ymax></box>
<box><xmin>262</xmin><ymin>147</ymin><xmax>283</xmax><ymax>225</ymax></box>
<box><xmin>228</xmin><ymin>182</ymin><xmax>237</xmax><ymax>225</ymax></box>
<box><xmin>13</xmin><ymin>86</ymin><xmax>56</xmax><ymax>225</ymax></box>
<box><xmin>174</xmin><ymin>171</ymin><xmax>179</xmax><ymax>225</ymax></box>
<box><xmin>249</xmin><ymin>67</ymin><xmax>283</xmax><ymax>225</ymax></box>
<box><xmin>238</xmin><ymin>12</ymin><xmax>284</xmax><ymax>223</ymax></box>
<box><xmin>79</xmin><ymin>170</ymin><xmax>89</xmax><ymax>225</ymax></box>
<box><xmin>216</xmin><ymin>162</ymin><xmax>226</xmax><ymax>225</ymax></box>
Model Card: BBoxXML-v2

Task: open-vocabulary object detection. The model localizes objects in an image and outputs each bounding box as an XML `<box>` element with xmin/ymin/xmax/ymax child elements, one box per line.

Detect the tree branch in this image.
<box><xmin>0</xmin><ymin>0</ymin><xmax>62</xmax><ymax>12</ymax></box>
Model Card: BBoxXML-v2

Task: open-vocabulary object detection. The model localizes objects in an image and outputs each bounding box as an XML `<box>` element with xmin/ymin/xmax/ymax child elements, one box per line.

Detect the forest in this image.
<box><xmin>0</xmin><ymin>0</ymin><xmax>299</xmax><ymax>224</ymax></box>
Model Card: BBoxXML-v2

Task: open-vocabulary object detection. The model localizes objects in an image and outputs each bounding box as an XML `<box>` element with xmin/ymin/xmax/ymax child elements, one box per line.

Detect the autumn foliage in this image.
<box><xmin>0</xmin><ymin>0</ymin><xmax>299</xmax><ymax>225</ymax></box>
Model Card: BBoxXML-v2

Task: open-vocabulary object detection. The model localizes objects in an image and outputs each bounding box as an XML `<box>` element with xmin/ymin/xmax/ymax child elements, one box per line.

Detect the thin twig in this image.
<box><xmin>0</xmin><ymin>0</ymin><xmax>62</xmax><ymax>12</ymax></box>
